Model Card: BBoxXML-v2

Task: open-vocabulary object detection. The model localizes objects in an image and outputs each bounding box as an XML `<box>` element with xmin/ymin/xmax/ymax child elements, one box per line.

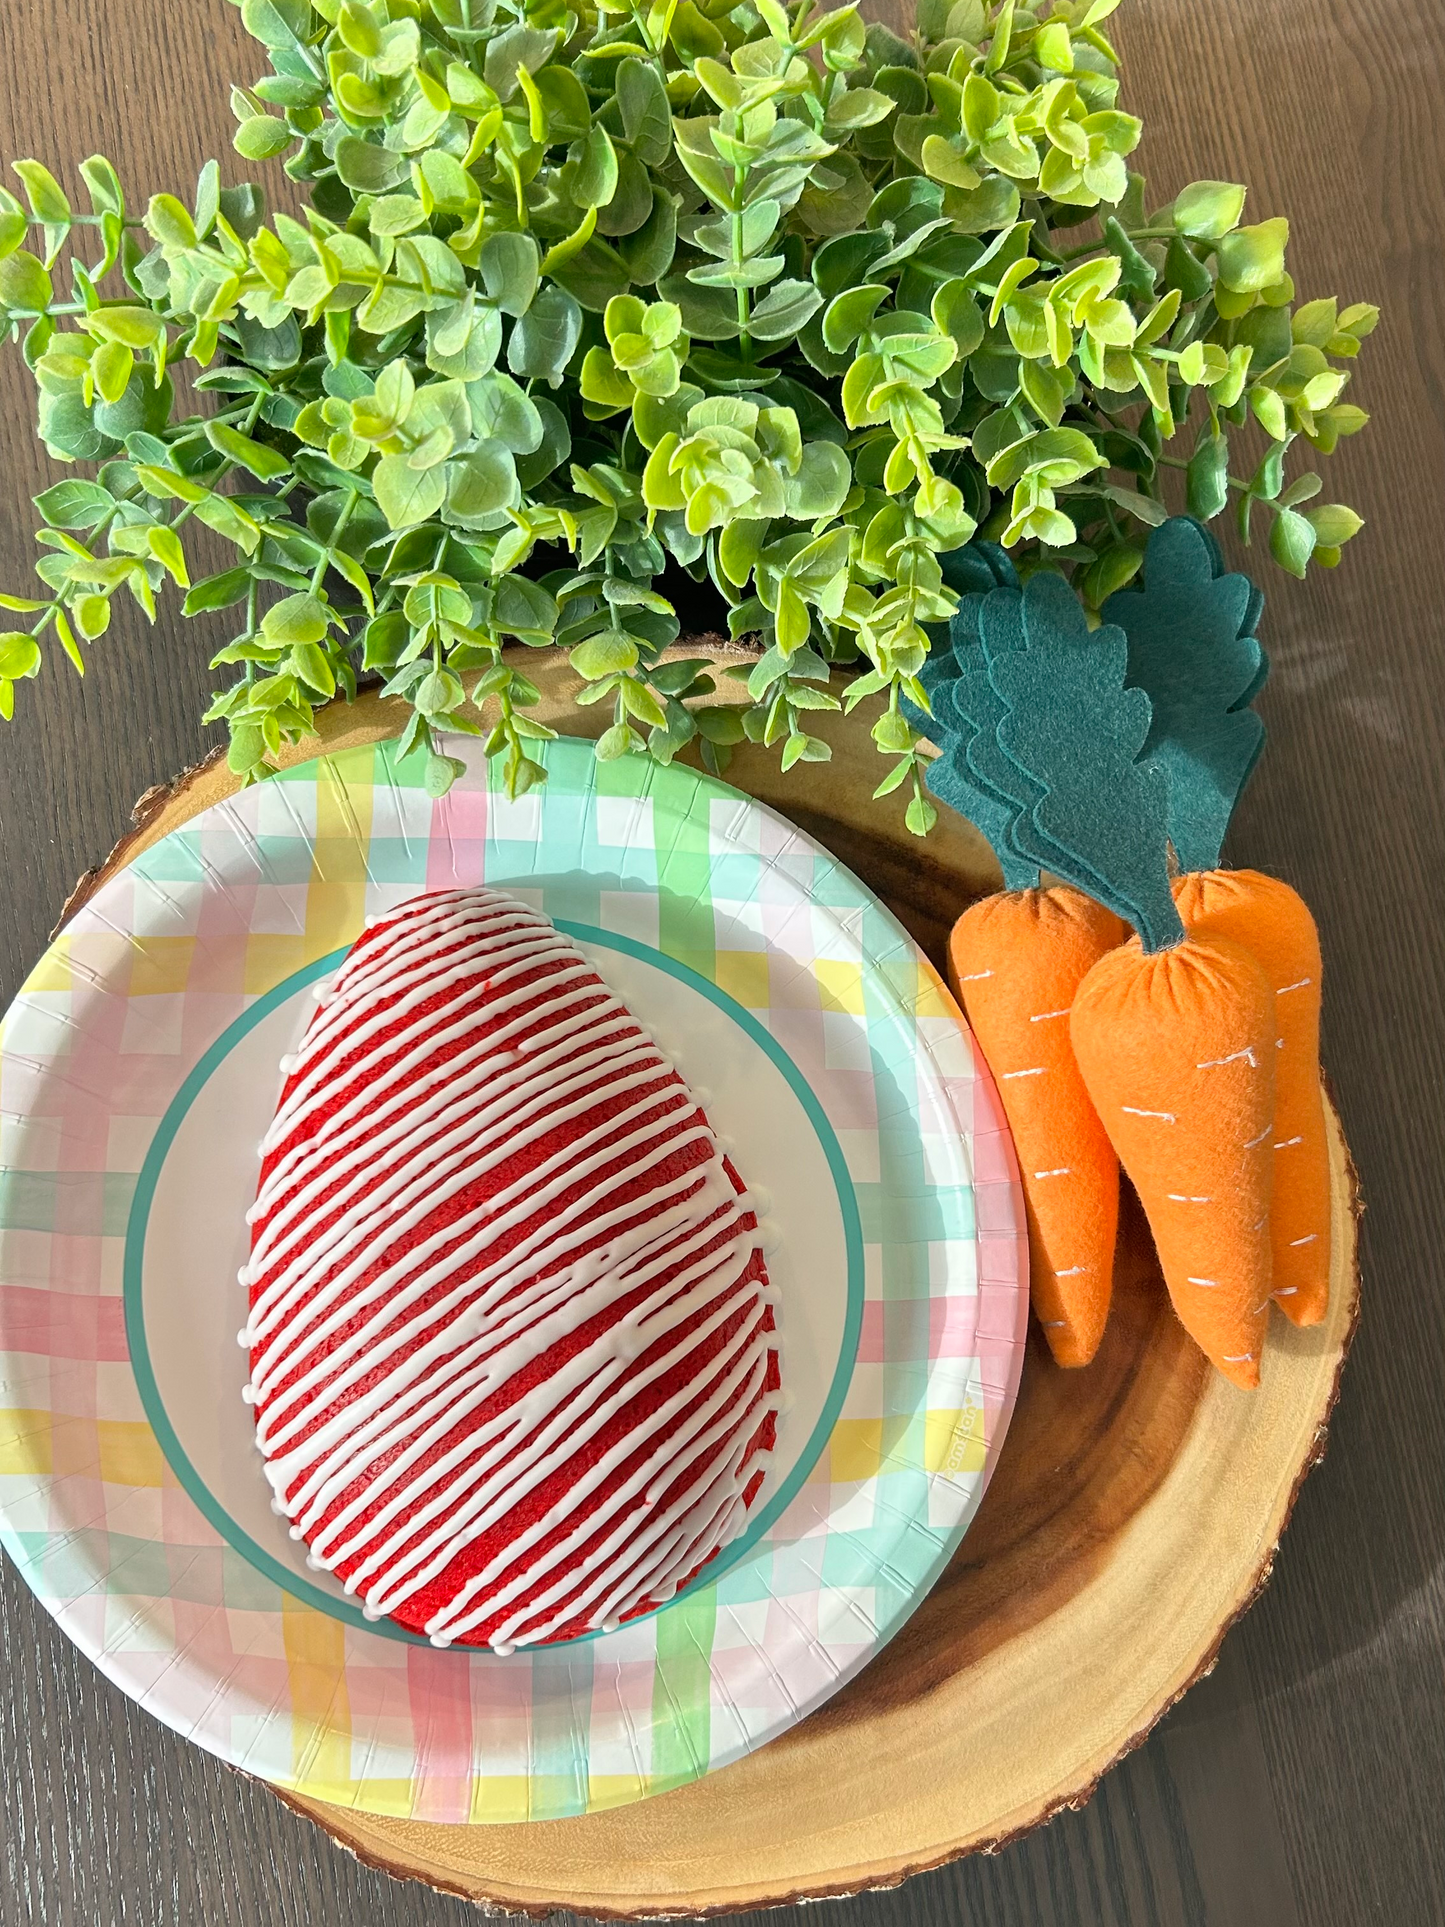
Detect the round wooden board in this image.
<box><xmin>65</xmin><ymin>655</ymin><xmax>1360</xmax><ymax>1919</ymax></box>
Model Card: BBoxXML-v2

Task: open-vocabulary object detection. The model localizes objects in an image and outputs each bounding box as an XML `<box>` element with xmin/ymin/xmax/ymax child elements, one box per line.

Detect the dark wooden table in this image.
<box><xmin>2</xmin><ymin>2</ymin><xmax>1442</xmax><ymax>1922</ymax></box>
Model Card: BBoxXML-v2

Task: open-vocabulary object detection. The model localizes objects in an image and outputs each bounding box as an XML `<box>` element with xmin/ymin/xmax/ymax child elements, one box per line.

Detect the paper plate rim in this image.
<box><xmin>0</xmin><ymin>733</ymin><xmax>1028</xmax><ymax>1817</ymax></box>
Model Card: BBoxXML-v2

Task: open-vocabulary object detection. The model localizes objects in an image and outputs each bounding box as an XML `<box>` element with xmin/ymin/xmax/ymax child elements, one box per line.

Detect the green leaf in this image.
<box><xmin>184</xmin><ymin>567</ymin><xmax>253</xmax><ymax>615</ymax></box>
<box><xmin>261</xmin><ymin>592</ymin><xmax>331</xmax><ymax>646</ymax></box>
<box><xmin>71</xmin><ymin>594</ymin><xmax>111</xmax><ymax>641</ymax></box>
<box><xmin>562</xmin><ymin>125</ymin><xmax>619</xmax><ymax>212</ymax></box>
<box><xmin>493</xmin><ymin>574</ymin><xmax>557</xmax><ymax>637</ymax></box>
<box><xmin>1250</xmin><ymin>384</ymin><xmax>1288</xmax><ymax>441</ymax></box>
<box><xmin>424</xmin><ymin>752</ymin><xmax>468</xmax><ymax>797</ymax></box>
<box><xmin>87</xmin><ymin>304</ymin><xmax>166</xmax><ymax>349</ymax></box>
<box><xmin>572</xmin><ymin>630</ymin><xmax>638</xmax><ymax>678</ymax></box>
<box><xmin>444</xmin><ymin>445</ymin><xmax>520</xmax><ymax>527</ymax></box>
<box><xmin>78</xmin><ymin>156</ymin><xmax>125</xmax><ymax>219</ymax></box>
<box><xmin>920</xmin><ymin>135</ymin><xmax>980</xmax><ymax>191</ymax></box>
<box><xmin>1268</xmin><ymin>506</ymin><xmax>1317</xmax><ymax>578</ymax></box>
<box><xmin>480</xmin><ymin>232</ymin><xmax>540</xmax><ymax>318</ymax></box>
<box><xmin>233</xmin><ymin>116</ymin><xmax>295</xmax><ymax>162</ymax></box>
<box><xmin>0</xmin><ymin>197</ymin><xmax>25</xmax><ymax>260</ymax></box>
<box><xmin>206</xmin><ymin>421</ymin><xmax>292</xmax><ymax>481</ymax></box>
<box><xmin>335</xmin><ymin>136</ymin><xmax>409</xmax><ymax>194</ymax></box>
<box><xmin>1172</xmin><ymin>180</ymin><xmax>1247</xmax><ymax>241</ymax></box>
<box><xmin>616</xmin><ymin>57</ymin><xmax>672</xmax><ymax>167</ymax></box>
<box><xmin>822</xmin><ymin>283</ymin><xmax>889</xmax><ymax>353</ymax></box>
<box><xmin>12</xmin><ymin>160</ymin><xmax>70</xmax><ymax>226</ymax></box>
<box><xmin>147</xmin><ymin>524</ymin><xmax>190</xmax><ymax>587</ymax></box>
<box><xmin>1186</xmin><ymin>432</ymin><xmax>1230</xmax><ymax>521</ymax></box>
<box><xmin>145</xmin><ymin>192</ymin><xmax>197</xmax><ymax>251</ymax></box>
<box><xmin>1305</xmin><ymin>503</ymin><xmax>1364</xmax><ymax>548</ymax></box>
<box><xmin>619</xmin><ymin>188</ymin><xmax>678</xmax><ymax>287</ymax></box>
<box><xmin>594</xmin><ymin>721</ymin><xmax>637</xmax><ymax>761</ymax></box>
<box><xmin>483</xmin><ymin>23</ymin><xmax>560</xmax><ymax>101</ymax></box>
<box><xmin>374</xmin><ymin>453</ymin><xmax>449</xmax><ymax>529</ymax></box>
<box><xmin>33</xmin><ymin>479</ymin><xmax>115</xmax><ymax>530</ymax></box>
<box><xmin>1216</xmin><ymin>217</ymin><xmax>1289</xmax><ymax>294</ymax></box>
<box><xmin>904</xmin><ymin>790</ymin><xmax>938</xmax><ymax>837</ymax></box>
<box><xmin>0</xmin><ymin>633</ymin><xmax>42</xmax><ymax>680</ymax></box>
<box><xmin>550</xmin><ymin>236</ymin><xmax>631</xmax><ymax>314</ymax></box>
<box><xmin>466</xmin><ymin>370</ymin><xmax>543</xmax><ymax>453</ymax></box>
<box><xmin>194</xmin><ymin>492</ymin><xmax>263</xmax><ymax>554</ymax></box>
<box><xmin>784</xmin><ymin>441</ymin><xmax>851</xmax><ymax>519</ymax></box>
<box><xmin>506</xmin><ymin>284</ymin><xmax>583</xmax><ymax>383</ymax></box>
<box><xmin>292</xmin><ymin>641</ymin><xmax>336</xmax><ymax>696</ymax></box>
<box><xmin>192</xmin><ymin>159</ymin><xmax>221</xmax><ymax>240</ymax></box>
<box><xmin>240</xmin><ymin>0</ymin><xmax>312</xmax><ymax>49</ymax></box>
<box><xmin>0</xmin><ymin>250</ymin><xmax>52</xmax><ymax>312</ymax></box>
<box><xmin>749</xmin><ymin>278</ymin><xmax>823</xmax><ymax>341</ymax></box>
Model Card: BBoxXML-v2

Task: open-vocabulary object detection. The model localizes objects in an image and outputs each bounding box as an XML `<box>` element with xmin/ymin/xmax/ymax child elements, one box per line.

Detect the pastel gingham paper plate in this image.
<box><xmin>0</xmin><ymin>735</ymin><xmax>1026</xmax><ymax>1821</ymax></box>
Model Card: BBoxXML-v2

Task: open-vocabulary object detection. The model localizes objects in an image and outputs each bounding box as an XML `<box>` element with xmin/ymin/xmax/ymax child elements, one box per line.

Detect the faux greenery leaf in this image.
<box><xmin>1172</xmin><ymin>180</ymin><xmax>1247</xmax><ymax>241</ymax></box>
<box><xmin>481</xmin><ymin>232</ymin><xmax>541</xmax><ymax>318</ymax></box>
<box><xmin>206</xmin><ymin>421</ymin><xmax>292</xmax><ymax>480</ymax></box>
<box><xmin>374</xmin><ymin>454</ymin><xmax>448</xmax><ymax>529</ymax></box>
<box><xmin>616</xmin><ymin>58</ymin><xmax>672</xmax><ymax>168</ymax></box>
<box><xmin>0</xmin><ymin>632</ymin><xmax>42</xmax><ymax>680</ymax></box>
<box><xmin>184</xmin><ymin>567</ymin><xmax>253</xmax><ymax>614</ymax></box>
<box><xmin>34</xmin><ymin>480</ymin><xmax>115</xmax><ymax>530</ymax></box>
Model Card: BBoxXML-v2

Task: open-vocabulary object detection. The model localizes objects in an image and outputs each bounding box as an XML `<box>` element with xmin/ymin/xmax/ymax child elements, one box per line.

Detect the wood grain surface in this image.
<box><xmin>0</xmin><ymin>2</ymin><xmax>1442</xmax><ymax>1924</ymax></box>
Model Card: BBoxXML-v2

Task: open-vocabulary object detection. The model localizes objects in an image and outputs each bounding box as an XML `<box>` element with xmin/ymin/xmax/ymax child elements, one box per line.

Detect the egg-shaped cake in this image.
<box><xmin>241</xmin><ymin>886</ymin><xmax>781</xmax><ymax>1652</ymax></box>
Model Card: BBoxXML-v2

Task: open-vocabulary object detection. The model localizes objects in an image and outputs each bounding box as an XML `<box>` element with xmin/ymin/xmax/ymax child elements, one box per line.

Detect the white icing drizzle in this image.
<box><xmin>247</xmin><ymin>887</ymin><xmax>781</xmax><ymax>1650</ymax></box>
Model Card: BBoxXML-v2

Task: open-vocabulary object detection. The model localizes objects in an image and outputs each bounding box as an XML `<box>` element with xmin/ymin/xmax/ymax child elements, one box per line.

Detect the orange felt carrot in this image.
<box><xmin>949</xmin><ymin>887</ymin><xmax>1128</xmax><ymax>1367</ymax></box>
<box><xmin>1172</xmin><ymin>870</ymin><xmax>1329</xmax><ymax>1326</ymax></box>
<box><xmin>1070</xmin><ymin>932</ymin><xmax>1277</xmax><ymax>1389</ymax></box>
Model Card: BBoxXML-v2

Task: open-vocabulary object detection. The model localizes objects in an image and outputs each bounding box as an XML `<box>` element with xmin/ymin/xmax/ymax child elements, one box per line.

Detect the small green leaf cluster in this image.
<box><xmin>0</xmin><ymin>0</ymin><xmax>1375</xmax><ymax>819</ymax></box>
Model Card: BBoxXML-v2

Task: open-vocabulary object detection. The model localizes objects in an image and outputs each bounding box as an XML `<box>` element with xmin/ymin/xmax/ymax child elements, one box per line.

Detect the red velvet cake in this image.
<box><xmin>241</xmin><ymin>886</ymin><xmax>781</xmax><ymax>1652</ymax></box>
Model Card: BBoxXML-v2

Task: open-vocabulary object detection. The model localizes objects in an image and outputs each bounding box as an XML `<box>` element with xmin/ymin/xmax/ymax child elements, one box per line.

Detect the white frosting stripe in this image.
<box><xmin>248</xmin><ymin>887</ymin><xmax>781</xmax><ymax>1651</ymax></box>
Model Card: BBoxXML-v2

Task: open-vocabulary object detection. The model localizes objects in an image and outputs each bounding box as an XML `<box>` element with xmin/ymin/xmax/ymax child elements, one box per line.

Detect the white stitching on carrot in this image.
<box><xmin>1186</xmin><ymin>1277</ymin><xmax>1218</xmax><ymax>1288</ymax></box>
<box><xmin>1033</xmin><ymin>1167</ymin><xmax>1071</xmax><ymax>1179</ymax></box>
<box><xmin>1123</xmin><ymin>1105</ymin><xmax>1176</xmax><ymax>1121</ymax></box>
<box><xmin>1056</xmin><ymin>1265</ymin><xmax>1089</xmax><ymax>1276</ymax></box>
<box><xmin>957</xmin><ymin>969</ymin><xmax>993</xmax><ymax>982</ymax></box>
<box><xmin>1277</xmin><ymin>978</ymin><xmax>1313</xmax><ymax>994</ymax></box>
<box><xmin>1289</xmin><ymin>1233</ymin><xmax>1318</xmax><ymax>1246</ymax></box>
<box><xmin>1243</xmin><ymin>1124</ymin><xmax>1271</xmax><ymax>1149</ymax></box>
<box><xmin>1000</xmin><ymin>1067</ymin><xmax>1046</xmax><ymax>1080</ymax></box>
<box><xmin>1275</xmin><ymin>1287</ymin><xmax>1299</xmax><ymax>1297</ymax></box>
<box><xmin>1029</xmin><ymin>1008</ymin><xmax>1071</xmax><ymax>1022</ymax></box>
<box><xmin>1197</xmin><ymin>1046</ymin><xmax>1259</xmax><ymax>1069</ymax></box>
<box><xmin>1167</xmin><ymin>1193</ymin><xmax>1212</xmax><ymax>1203</ymax></box>
<box><xmin>1274</xmin><ymin>1135</ymin><xmax>1303</xmax><ymax>1149</ymax></box>
<box><xmin>1223</xmin><ymin>1352</ymin><xmax>1255</xmax><ymax>1363</ymax></box>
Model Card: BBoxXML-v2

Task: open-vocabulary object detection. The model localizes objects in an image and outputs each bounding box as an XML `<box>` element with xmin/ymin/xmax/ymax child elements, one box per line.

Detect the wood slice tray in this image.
<box><xmin>66</xmin><ymin>652</ymin><xmax>1360</xmax><ymax>1919</ymax></box>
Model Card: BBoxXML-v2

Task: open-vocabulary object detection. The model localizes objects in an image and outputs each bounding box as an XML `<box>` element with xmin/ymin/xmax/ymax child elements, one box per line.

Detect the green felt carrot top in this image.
<box><xmin>914</xmin><ymin>518</ymin><xmax>1269</xmax><ymax>946</ymax></box>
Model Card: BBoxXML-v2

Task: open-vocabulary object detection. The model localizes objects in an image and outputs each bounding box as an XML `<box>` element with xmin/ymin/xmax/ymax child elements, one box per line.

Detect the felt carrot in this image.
<box><xmin>1070</xmin><ymin>932</ymin><xmax>1276</xmax><ymax>1389</ymax></box>
<box><xmin>978</xmin><ymin>570</ymin><xmax>1278</xmax><ymax>1388</ymax></box>
<box><xmin>915</xmin><ymin>546</ymin><xmax>1285</xmax><ymax>1386</ymax></box>
<box><xmin>1173</xmin><ymin>870</ymin><xmax>1329</xmax><ymax>1325</ymax></box>
<box><xmin>948</xmin><ymin>887</ymin><xmax>1127</xmax><ymax>1367</ymax></box>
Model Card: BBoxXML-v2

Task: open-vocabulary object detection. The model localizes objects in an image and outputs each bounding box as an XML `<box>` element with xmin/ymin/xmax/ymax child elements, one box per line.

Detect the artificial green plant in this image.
<box><xmin>0</xmin><ymin>0</ymin><xmax>1376</xmax><ymax>822</ymax></box>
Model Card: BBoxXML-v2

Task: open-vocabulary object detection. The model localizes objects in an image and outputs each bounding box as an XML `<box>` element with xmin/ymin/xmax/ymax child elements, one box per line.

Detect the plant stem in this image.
<box><xmin>1057</xmin><ymin>225</ymin><xmax>1181</xmax><ymax>262</ymax></box>
<box><xmin>732</xmin><ymin>164</ymin><xmax>751</xmax><ymax>352</ymax></box>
